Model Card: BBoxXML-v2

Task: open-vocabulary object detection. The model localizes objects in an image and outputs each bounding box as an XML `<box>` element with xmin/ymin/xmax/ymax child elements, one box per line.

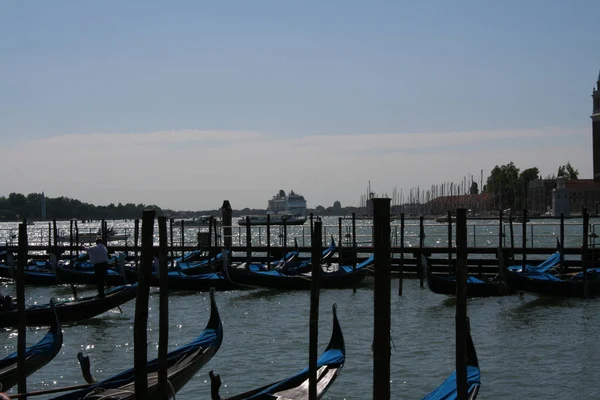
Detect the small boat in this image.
<box><xmin>504</xmin><ymin>266</ymin><xmax>600</xmax><ymax>298</ymax></box>
<box><xmin>0</xmin><ymin>299</ymin><xmax>63</xmax><ymax>391</ymax></box>
<box><xmin>278</xmin><ymin>238</ymin><xmax>336</xmax><ymax>274</ymax></box>
<box><xmin>422</xmin><ymin>319</ymin><xmax>481</xmax><ymax>399</ymax></box>
<box><xmin>423</xmin><ymin>255</ymin><xmax>513</xmax><ymax>297</ymax></box>
<box><xmin>226</xmin><ymin>255</ymin><xmax>373</xmax><ymax>290</ymax></box>
<box><xmin>210</xmin><ymin>304</ymin><xmax>345</xmax><ymax>400</ymax></box>
<box><xmin>506</xmin><ymin>251</ymin><xmax>561</xmax><ymax>274</ymax></box>
<box><xmin>55</xmin><ymin>264</ymin><xmax>128</xmax><ymax>287</ymax></box>
<box><xmin>0</xmin><ymin>285</ymin><xmax>137</xmax><ymax>328</ymax></box>
<box><xmin>147</xmin><ymin>270</ymin><xmax>241</xmax><ymax>292</ymax></box>
<box><xmin>237</xmin><ymin>215</ymin><xmax>307</xmax><ymax>226</ymax></box>
<box><xmin>52</xmin><ymin>289</ymin><xmax>223</xmax><ymax>400</ymax></box>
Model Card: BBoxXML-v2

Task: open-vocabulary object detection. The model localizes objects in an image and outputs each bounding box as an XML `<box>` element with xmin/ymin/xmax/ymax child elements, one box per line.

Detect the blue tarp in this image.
<box><xmin>508</xmin><ymin>252</ymin><xmax>561</xmax><ymax>275</ymax></box>
<box><xmin>422</xmin><ymin>365</ymin><xmax>481</xmax><ymax>400</ymax></box>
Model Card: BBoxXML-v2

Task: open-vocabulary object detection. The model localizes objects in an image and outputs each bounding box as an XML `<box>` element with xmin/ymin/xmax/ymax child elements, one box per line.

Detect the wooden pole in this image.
<box><xmin>455</xmin><ymin>208</ymin><xmax>468</xmax><ymax>400</ymax></box>
<box><xmin>352</xmin><ymin>212</ymin><xmax>357</xmax><ymax>268</ymax></box>
<box><xmin>308</xmin><ymin>219</ymin><xmax>323</xmax><ymax>400</ymax></box>
<box><xmin>207</xmin><ymin>218</ymin><xmax>213</xmax><ymax>270</ymax></box>
<box><xmin>180</xmin><ymin>219</ymin><xmax>185</xmax><ymax>259</ymax></box>
<box><xmin>134</xmin><ymin>209</ymin><xmax>155</xmax><ymax>398</ymax></box>
<box><xmin>75</xmin><ymin>220</ymin><xmax>79</xmax><ymax>250</ymax></box>
<box><xmin>498</xmin><ymin>209</ymin><xmax>503</xmax><ymax>249</ymax></box>
<box><xmin>48</xmin><ymin>222</ymin><xmax>51</xmax><ymax>247</ymax></box>
<box><xmin>582</xmin><ymin>209</ymin><xmax>589</xmax><ymax>298</ymax></box>
<box><xmin>418</xmin><ymin>216</ymin><xmax>425</xmax><ymax>287</ymax></box>
<box><xmin>447</xmin><ymin>210</ymin><xmax>453</xmax><ymax>274</ymax></box>
<box><xmin>134</xmin><ymin>219</ymin><xmax>140</xmax><ymax>272</ymax></box>
<box><xmin>245</xmin><ymin>216</ymin><xmax>252</xmax><ymax>264</ymax></box>
<box><xmin>69</xmin><ymin>220</ymin><xmax>74</xmax><ymax>260</ymax></box>
<box><xmin>157</xmin><ymin>216</ymin><xmax>169</xmax><ymax>398</ymax></box>
<box><xmin>169</xmin><ymin>218</ymin><xmax>174</xmax><ymax>266</ymax></box>
<box><xmin>221</xmin><ymin>200</ymin><xmax>232</xmax><ymax>250</ymax></box>
<box><xmin>282</xmin><ymin>219</ymin><xmax>288</xmax><ymax>257</ymax></box>
<box><xmin>560</xmin><ymin>213</ymin><xmax>566</xmax><ymax>274</ymax></box>
<box><xmin>266</xmin><ymin>214</ymin><xmax>271</xmax><ymax>269</ymax></box>
<box><xmin>52</xmin><ymin>219</ymin><xmax>58</xmax><ymax>255</ymax></box>
<box><xmin>521</xmin><ymin>209</ymin><xmax>527</xmax><ymax>272</ymax></box>
<box><xmin>17</xmin><ymin>222</ymin><xmax>28</xmax><ymax>397</ymax></box>
<box><xmin>372</xmin><ymin>198</ymin><xmax>391</xmax><ymax>400</ymax></box>
<box><xmin>338</xmin><ymin>217</ymin><xmax>344</xmax><ymax>267</ymax></box>
<box><xmin>398</xmin><ymin>213</ymin><xmax>404</xmax><ymax>296</ymax></box>
<box><xmin>509</xmin><ymin>214</ymin><xmax>515</xmax><ymax>261</ymax></box>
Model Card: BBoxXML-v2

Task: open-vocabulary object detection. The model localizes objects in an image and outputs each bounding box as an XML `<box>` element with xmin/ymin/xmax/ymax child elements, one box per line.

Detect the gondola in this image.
<box><xmin>147</xmin><ymin>270</ymin><xmax>241</xmax><ymax>292</ymax></box>
<box><xmin>0</xmin><ymin>284</ymin><xmax>137</xmax><ymax>328</ymax></box>
<box><xmin>278</xmin><ymin>238</ymin><xmax>337</xmax><ymax>274</ymax></box>
<box><xmin>0</xmin><ymin>299</ymin><xmax>63</xmax><ymax>392</ymax></box>
<box><xmin>226</xmin><ymin>255</ymin><xmax>372</xmax><ymax>290</ymax></box>
<box><xmin>504</xmin><ymin>267</ymin><xmax>600</xmax><ymax>298</ymax></box>
<box><xmin>52</xmin><ymin>289</ymin><xmax>223</xmax><ymax>399</ymax></box>
<box><xmin>422</xmin><ymin>319</ymin><xmax>480</xmax><ymax>400</ymax></box>
<box><xmin>210</xmin><ymin>304</ymin><xmax>345</xmax><ymax>400</ymax></box>
<box><xmin>55</xmin><ymin>263</ymin><xmax>128</xmax><ymax>286</ymax></box>
<box><xmin>506</xmin><ymin>251</ymin><xmax>561</xmax><ymax>274</ymax></box>
<box><xmin>0</xmin><ymin>253</ymin><xmax>60</xmax><ymax>286</ymax></box>
<box><xmin>423</xmin><ymin>255</ymin><xmax>513</xmax><ymax>297</ymax></box>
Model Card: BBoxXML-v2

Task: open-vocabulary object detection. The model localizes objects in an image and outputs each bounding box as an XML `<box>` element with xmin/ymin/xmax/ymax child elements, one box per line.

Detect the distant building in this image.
<box><xmin>528</xmin><ymin>70</ymin><xmax>600</xmax><ymax>215</ymax></box>
<box><xmin>333</xmin><ymin>201</ymin><xmax>342</xmax><ymax>214</ymax></box>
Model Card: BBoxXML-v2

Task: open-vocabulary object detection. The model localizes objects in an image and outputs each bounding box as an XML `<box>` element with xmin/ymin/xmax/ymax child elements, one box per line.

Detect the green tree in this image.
<box><xmin>469</xmin><ymin>181</ymin><xmax>478</xmax><ymax>195</ymax></box>
<box><xmin>485</xmin><ymin>162</ymin><xmax>520</xmax><ymax>209</ymax></box>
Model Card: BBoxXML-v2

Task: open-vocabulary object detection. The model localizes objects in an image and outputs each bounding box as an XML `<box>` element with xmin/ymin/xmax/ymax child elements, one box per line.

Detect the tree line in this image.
<box><xmin>0</xmin><ymin>192</ymin><xmax>162</xmax><ymax>221</ymax></box>
<box><xmin>483</xmin><ymin>162</ymin><xmax>579</xmax><ymax>211</ymax></box>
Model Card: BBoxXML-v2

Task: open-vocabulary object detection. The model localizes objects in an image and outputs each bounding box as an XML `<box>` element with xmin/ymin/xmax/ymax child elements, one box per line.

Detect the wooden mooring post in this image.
<box><xmin>560</xmin><ymin>213</ymin><xmax>566</xmax><ymax>274</ymax></box>
<box><xmin>338</xmin><ymin>217</ymin><xmax>344</xmax><ymax>266</ymax></box>
<box><xmin>418</xmin><ymin>216</ymin><xmax>425</xmax><ymax>288</ymax></box>
<box><xmin>134</xmin><ymin>209</ymin><xmax>155</xmax><ymax>398</ymax></box>
<box><xmin>372</xmin><ymin>198</ymin><xmax>391</xmax><ymax>400</ymax></box>
<box><xmin>398</xmin><ymin>213</ymin><xmax>404</xmax><ymax>296</ymax></box>
<box><xmin>17</xmin><ymin>221</ymin><xmax>28</xmax><ymax>397</ymax></box>
<box><xmin>157</xmin><ymin>216</ymin><xmax>169</xmax><ymax>399</ymax></box>
<box><xmin>180</xmin><ymin>219</ymin><xmax>185</xmax><ymax>259</ymax></box>
<box><xmin>245</xmin><ymin>216</ymin><xmax>252</xmax><ymax>264</ymax></box>
<box><xmin>498</xmin><ymin>209</ymin><xmax>503</xmax><ymax>248</ymax></box>
<box><xmin>447</xmin><ymin>210</ymin><xmax>453</xmax><ymax>274</ymax></box>
<box><xmin>221</xmin><ymin>200</ymin><xmax>232</xmax><ymax>250</ymax></box>
<box><xmin>455</xmin><ymin>208</ymin><xmax>468</xmax><ymax>400</ymax></box>
<box><xmin>308</xmin><ymin>219</ymin><xmax>322</xmax><ymax>400</ymax></box>
<box><xmin>509</xmin><ymin>214</ymin><xmax>515</xmax><ymax>261</ymax></box>
<box><xmin>134</xmin><ymin>219</ymin><xmax>140</xmax><ymax>271</ymax></box>
<box><xmin>521</xmin><ymin>209</ymin><xmax>527</xmax><ymax>272</ymax></box>
<box><xmin>582</xmin><ymin>209</ymin><xmax>589</xmax><ymax>298</ymax></box>
<box><xmin>266</xmin><ymin>214</ymin><xmax>271</xmax><ymax>268</ymax></box>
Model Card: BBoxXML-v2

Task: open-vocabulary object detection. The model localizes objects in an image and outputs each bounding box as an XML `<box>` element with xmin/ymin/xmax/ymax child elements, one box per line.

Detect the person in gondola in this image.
<box><xmin>85</xmin><ymin>238</ymin><xmax>109</xmax><ymax>298</ymax></box>
<box><xmin>0</xmin><ymin>290</ymin><xmax>14</xmax><ymax>311</ymax></box>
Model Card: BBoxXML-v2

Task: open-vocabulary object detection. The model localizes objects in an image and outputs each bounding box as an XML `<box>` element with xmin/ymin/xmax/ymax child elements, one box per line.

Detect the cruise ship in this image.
<box><xmin>267</xmin><ymin>189</ymin><xmax>307</xmax><ymax>216</ymax></box>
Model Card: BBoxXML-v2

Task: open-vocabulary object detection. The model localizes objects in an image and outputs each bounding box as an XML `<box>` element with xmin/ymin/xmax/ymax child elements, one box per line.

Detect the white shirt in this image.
<box><xmin>86</xmin><ymin>243</ymin><xmax>109</xmax><ymax>265</ymax></box>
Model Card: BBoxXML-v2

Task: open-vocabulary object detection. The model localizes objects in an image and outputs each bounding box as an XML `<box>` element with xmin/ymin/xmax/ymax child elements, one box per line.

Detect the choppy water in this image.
<box><xmin>1</xmin><ymin>281</ymin><xmax>600</xmax><ymax>399</ymax></box>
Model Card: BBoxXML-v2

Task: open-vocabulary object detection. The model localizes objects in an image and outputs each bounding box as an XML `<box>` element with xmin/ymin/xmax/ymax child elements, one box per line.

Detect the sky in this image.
<box><xmin>1</xmin><ymin>1</ymin><xmax>599</xmax><ymax>210</ymax></box>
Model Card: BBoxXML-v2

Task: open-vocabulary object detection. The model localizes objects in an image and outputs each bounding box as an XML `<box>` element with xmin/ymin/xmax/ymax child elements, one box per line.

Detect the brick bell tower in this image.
<box><xmin>593</xmin><ymin>69</ymin><xmax>600</xmax><ymax>180</ymax></box>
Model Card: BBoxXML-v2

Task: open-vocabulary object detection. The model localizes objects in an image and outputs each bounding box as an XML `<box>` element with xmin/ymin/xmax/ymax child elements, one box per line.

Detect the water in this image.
<box><xmin>1</xmin><ymin>281</ymin><xmax>600</xmax><ymax>399</ymax></box>
<box><xmin>2</xmin><ymin>217</ymin><xmax>600</xmax><ymax>399</ymax></box>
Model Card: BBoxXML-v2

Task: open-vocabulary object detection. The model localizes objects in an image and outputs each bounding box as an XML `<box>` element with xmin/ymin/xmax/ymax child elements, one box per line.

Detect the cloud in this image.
<box><xmin>0</xmin><ymin>127</ymin><xmax>592</xmax><ymax>210</ymax></box>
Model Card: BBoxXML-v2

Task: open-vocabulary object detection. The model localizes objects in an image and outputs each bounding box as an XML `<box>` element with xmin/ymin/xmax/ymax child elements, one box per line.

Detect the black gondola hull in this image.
<box><xmin>0</xmin><ymin>285</ymin><xmax>137</xmax><ymax>328</ymax></box>
<box><xmin>505</xmin><ymin>269</ymin><xmax>600</xmax><ymax>298</ymax></box>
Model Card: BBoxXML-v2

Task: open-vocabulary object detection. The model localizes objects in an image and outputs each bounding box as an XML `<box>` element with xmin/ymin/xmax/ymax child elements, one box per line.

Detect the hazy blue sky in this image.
<box><xmin>1</xmin><ymin>1</ymin><xmax>599</xmax><ymax>210</ymax></box>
